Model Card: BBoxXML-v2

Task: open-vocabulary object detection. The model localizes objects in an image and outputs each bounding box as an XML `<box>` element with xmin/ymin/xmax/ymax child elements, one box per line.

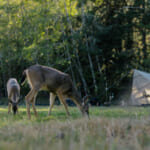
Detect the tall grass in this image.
<box><xmin>0</xmin><ymin>106</ymin><xmax>150</xmax><ymax>150</ymax></box>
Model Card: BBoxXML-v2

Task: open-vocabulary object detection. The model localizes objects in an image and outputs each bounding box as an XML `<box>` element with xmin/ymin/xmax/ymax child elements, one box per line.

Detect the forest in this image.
<box><xmin>0</xmin><ymin>0</ymin><xmax>150</xmax><ymax>104</ymax></box>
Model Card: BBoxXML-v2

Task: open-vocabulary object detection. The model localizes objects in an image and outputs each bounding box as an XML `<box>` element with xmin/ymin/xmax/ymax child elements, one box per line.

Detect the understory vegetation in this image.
<box><xmin>0</xmin><ymin>106</ymin><xmax>150</xmax><ymax>150</ymax></box>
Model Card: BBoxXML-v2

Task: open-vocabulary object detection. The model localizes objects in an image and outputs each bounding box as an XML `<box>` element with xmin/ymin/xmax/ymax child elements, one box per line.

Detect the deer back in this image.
<box><xmin>26</xmin><ymin>65</ymin><xmax>73</xmax><ymax>94</ymax></box>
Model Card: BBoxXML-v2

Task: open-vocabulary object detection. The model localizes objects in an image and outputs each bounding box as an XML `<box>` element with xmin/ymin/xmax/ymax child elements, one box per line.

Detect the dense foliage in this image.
<box><xmin>0</xmin><ymin>0</ymin><xmax>150</xmax><ymax>103</ymax></box>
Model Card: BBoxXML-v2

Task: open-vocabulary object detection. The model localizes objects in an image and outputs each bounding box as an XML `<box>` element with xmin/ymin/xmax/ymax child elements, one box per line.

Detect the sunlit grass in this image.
<box><xmin>0</xmin><ymin>105</ymin><xmax>149</xmax><ymax>128</ymax></box>
<box><xmin>0</xmin><ymin>105</ymin><xmax>150</xmax><ymax>150</ymax></box>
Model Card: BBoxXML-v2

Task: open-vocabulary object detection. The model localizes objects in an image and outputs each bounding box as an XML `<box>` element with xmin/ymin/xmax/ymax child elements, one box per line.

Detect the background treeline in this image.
<box><xmin>0</xmin><ymin>0</ymin><xmax>150</xmax><ymax>104</ymax></box>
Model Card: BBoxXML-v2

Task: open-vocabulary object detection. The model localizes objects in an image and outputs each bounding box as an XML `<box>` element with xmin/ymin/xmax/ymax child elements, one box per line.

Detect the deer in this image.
<box><xmin>21</xmin><ymin>64</ymin><xmax>89</xmax><ymax>119</ymax></box>
<box><xmin>7</xmin><ymin>78</ymin><xmax>20</xmax><ymax>115</ymax></box>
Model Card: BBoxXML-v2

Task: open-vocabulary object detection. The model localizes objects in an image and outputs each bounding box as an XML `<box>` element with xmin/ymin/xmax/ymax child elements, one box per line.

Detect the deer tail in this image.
<box><xmin>21</xmin><ymin>70</ymin><xmax>26</xmax><ymax>86</ymax></box>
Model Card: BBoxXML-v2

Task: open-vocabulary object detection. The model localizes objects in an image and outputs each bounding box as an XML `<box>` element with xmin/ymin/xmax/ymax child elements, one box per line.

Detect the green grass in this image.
<box><xmin>0</xmin><ymin>105</ymin><xmax>150</xmax><ymax>150</ymax></box>
<box><xmin>1</xmin><ymin>106</ymin><xmax>149</xmax><ymax>126</ymax></box>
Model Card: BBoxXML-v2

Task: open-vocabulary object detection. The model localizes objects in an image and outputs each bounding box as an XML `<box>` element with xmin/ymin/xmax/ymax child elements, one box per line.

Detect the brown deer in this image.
<box><xmin>21</xmin><ymin>64</ymin><xmax>89</xmax><ymax>119</ymax></box>
<box><xmin>7</xmin><ymin>78</ymin><xmax>20</xmax><ymax>114</ymax></box>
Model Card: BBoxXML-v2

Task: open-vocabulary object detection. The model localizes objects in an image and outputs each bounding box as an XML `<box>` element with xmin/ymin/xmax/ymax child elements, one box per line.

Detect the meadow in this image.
<box><xmin>0</xmin><ymin>105</ymin><xmax>150</xmax><ymax>150</ymax></box>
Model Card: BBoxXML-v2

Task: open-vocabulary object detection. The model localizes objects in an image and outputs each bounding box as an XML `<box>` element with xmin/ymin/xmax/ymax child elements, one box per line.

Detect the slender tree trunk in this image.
<box><xmin>60</xmin><ymin>19</ymin><xmax>77</xmax><ymax>87</ymax></box>
<box><xmin>45</xmin><ymin>21</ymin><xmax>50</xmax><ymax>66</ymax></box>
<box><xmin>81</xmin><ymin>0</ymin><xmax>98</xmax><ymax>94</ymax></box>
<box><xmin>0</xmin><ymin>56</ymin><xmax>7</xmax><ymax>96</ymax></box>
<box><xmin>64</xmin><ymin>0</ymin><xmax>88</xmax><ymax>94</ymax></box>
<box><xmin>6</xmin><ymin>0</ymin><xmax>12</xmax><ymax>77</ymax></box>
<box><xmin>141</xmin><ymin>0</ymin><xmax>147</xmax><ymax>60</ymax></box>
<box><xmin>85</xmin><ymin>35</ymin><xmax>98</xmax><ymax>94</ymax></box>
<box><xmin>96</xmin><ymin>56</ymin><xmax>102</xmax><ymax>75</ymax></box>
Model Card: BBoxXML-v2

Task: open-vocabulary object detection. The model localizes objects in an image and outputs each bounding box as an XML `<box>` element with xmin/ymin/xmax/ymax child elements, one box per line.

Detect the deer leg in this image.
<box><xmin>31</xmin><ymin>95</ymin><xmax>38</xmax><ymax>118</ymax></box>
<box><xmin>25</xmin><ymin>88</ymin><xmax>39</xmax><ymax>119</ymax></box>
<box><xmin>48</xmin><ymin>93</ymin><xmax>56</xmax><ymax>116</ymax></box>
<box><xmin>8</xmin><ymin>102</ymin><xmax>11</xmax><ymax>114</ymax></box>
<box><xmin>57</xmin><ymin>93</ymin><xmax>70</xmax><ymax>116</ymax></box>
<box><xmin>16</xmin><ymin>105</ymin><xmax>19</xmax><ymax>114</ymax></box>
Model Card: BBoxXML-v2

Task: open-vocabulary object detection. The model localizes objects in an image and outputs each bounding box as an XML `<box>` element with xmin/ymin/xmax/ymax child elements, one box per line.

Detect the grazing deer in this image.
<box><xmin>7</xmin><ymin>78</ymin><xmax>20</xmax><ymax>114</ymax></box>
<box><xmin>21</xmin><ymin>64</ymin><xmax>89</xmax><ymax>119</ymax></box>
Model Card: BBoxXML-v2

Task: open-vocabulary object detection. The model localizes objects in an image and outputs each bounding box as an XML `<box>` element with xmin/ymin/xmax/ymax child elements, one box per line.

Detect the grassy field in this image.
<box><xmin>0</xmin><ymin>105</ymin><xmax>150</xmax><ymax>150</ymax></box>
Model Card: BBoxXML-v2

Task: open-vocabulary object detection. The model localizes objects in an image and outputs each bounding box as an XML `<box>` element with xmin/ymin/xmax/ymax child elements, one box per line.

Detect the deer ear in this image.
<box><xmin>82</xmin><ymin>95</ymin><xmax>90</xmax><ymax>104</ymax></box>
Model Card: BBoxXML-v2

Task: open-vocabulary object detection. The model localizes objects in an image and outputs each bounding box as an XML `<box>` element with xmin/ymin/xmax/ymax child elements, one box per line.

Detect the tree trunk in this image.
<box><xmin>81</xmin><ymin>0</ymin><xmax>98</xmax><ymax>94</ymax></box>
<box><xmin>64</xmin><ymin>0</ymin><xmax>88</xmax><ymax>94</ymax></box>
<box><xmin>85</xmin><ymin>35</ymin><xmax>98</xmax><ymax>94</ymax></box>
<box><xmin>141</xmin><ymin>0</ymin><xmax>147</xmax><ymax>60</ymax></box>
<box><xmin>0</xmin><ymin>56</ymin><xmax>7</xmax><ymax>96</ymax></box>
<box><xmin>96</xmin><ymin>56</ymin><xmax>102</xmax><ymax>75</ymax></box>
